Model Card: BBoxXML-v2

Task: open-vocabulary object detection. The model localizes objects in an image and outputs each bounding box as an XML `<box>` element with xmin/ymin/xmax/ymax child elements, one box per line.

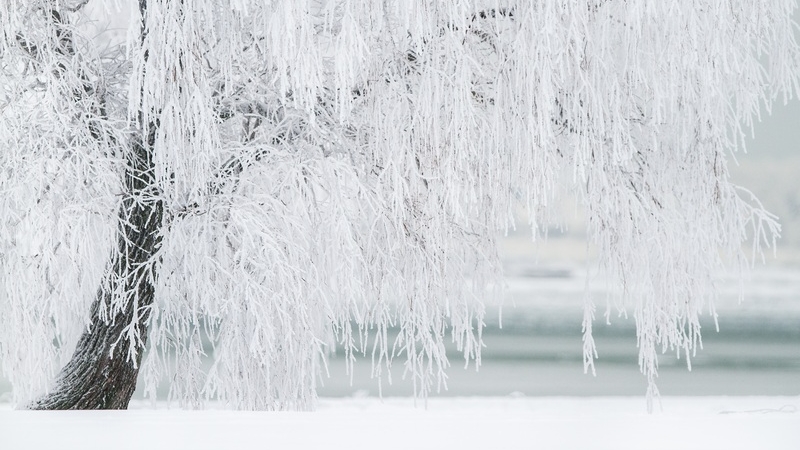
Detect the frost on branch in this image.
<box><xmin>0</xmin><ymin>0</ymin><xmax>797</xmax><ymax>410</ymax></box>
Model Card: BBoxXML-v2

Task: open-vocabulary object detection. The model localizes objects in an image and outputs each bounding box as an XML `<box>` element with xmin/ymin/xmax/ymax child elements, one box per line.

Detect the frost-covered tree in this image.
<box><xmin>1</xmin><ymin>0</ymin><xmax>797</xmax><ymax>410</ymax></box>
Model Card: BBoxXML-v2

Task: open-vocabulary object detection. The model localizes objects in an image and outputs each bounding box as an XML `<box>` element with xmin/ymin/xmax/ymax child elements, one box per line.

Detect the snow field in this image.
<box><xmin>1</xmin><ymin>396</ymin><xmax>798</xmax><ymax>450</ymax></box>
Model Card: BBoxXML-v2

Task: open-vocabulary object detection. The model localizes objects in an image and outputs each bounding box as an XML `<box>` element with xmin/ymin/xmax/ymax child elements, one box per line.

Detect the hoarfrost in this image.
<box><xmin>0</xmin><ymin>0</ymin><xmax>797</xmax><ymax>410</ymax></box>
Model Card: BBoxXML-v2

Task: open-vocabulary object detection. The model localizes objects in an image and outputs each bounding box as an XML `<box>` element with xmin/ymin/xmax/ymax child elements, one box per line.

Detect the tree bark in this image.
<box><xmin>26</xmin><ymin>1</ymin><xmax>162</xmax><ymax>411</ymax></box>
<box><xmin>30</xmin><ymin>130</ymin><xmax>162</xmax><ymax>410</ymax></box>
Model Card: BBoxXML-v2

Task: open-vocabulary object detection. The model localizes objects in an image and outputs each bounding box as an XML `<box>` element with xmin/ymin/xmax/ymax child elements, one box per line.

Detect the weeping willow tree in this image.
<box><xmin>0</xmin><ymin>0</ymin><xmax>797</xmax><ymax>410</ymax></box>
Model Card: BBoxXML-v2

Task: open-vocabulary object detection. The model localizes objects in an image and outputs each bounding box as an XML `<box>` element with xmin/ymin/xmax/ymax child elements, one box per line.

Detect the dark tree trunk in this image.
<box><xmin>28</xmin><ymin>1</ymin><xmax>161</xmax><ymax>411</ymax></box>
<box><xmin>30</xmin><ymin>131</ymin><xmax>162</xmax><ymax>410</ymax></box>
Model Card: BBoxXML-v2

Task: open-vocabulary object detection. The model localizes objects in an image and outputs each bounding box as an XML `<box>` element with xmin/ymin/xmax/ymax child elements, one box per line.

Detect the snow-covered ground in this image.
<box><xmin>1</xmin><ymin>396</ymin><xmax>798</xmax><ymax>449</ymax></box>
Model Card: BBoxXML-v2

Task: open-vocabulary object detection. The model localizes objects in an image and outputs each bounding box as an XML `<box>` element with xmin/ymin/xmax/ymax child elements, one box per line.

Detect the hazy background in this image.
<box><xmin>319</xmin><ymin>66</ymin><xmax>800</xmax><ymax>399</ymax></box>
